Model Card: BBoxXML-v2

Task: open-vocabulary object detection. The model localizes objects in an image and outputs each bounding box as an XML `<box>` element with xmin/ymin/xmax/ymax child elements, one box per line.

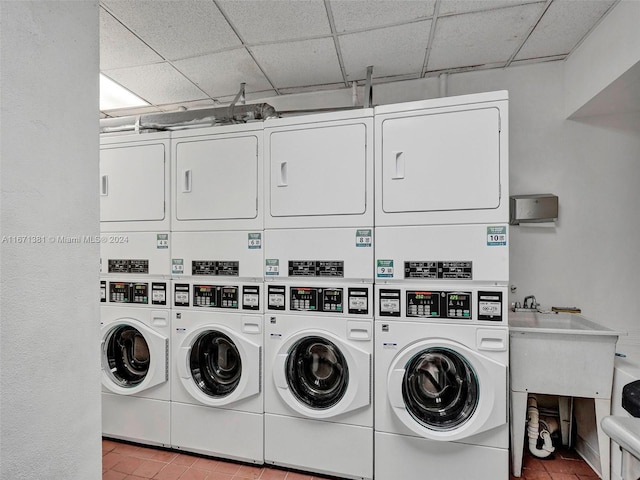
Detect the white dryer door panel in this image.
<box><xmin>100</xmin><ymin>143</ymin><xmax>167</xmax><ymax>225</ymax></box>
<box><xmin>375</xmin><ymin>92</ymin><xmax>508</xmax><ymax>226</ymax></box>
<box><xmin>266</xmin><ymin>114</ymin><xmax>373</xmax><ymax>229</ymax></box>
<box><xmin>175</xmin><ymin>135</ymin><xmax>259</xmax><ymax>221</ymax></box>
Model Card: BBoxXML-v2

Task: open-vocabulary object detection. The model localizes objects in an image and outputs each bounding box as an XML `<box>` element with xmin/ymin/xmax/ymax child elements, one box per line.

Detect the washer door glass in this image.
<box><xmin>286</xmin><ymin>336</ymin><xmax>349</xmax><ymax>409</ymax></box>
<box><xmin>190</xmin><ymin>331</ymin><xmax>242</xmax><ymax>397</ymax></box>
<box><xmin>402</xmin><ymin>347</ymin><xmax>478</xmax><ymax>431</ymax></box>
<box><xmin>105</xmin><ymin>325</ymin><xmax>150</xmax><ymax>387</ymax></box>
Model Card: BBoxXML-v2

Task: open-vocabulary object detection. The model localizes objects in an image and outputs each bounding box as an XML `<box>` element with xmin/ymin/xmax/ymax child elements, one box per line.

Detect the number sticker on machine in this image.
<box><xmin>487</xmin><ymin>226</ymin><xmax>507</xmax><ymax>246</ymax></box>
<box><xmin>377</xmin><ymin>260</ymin><xmax>394</xmax><ymax>278</ymax></box>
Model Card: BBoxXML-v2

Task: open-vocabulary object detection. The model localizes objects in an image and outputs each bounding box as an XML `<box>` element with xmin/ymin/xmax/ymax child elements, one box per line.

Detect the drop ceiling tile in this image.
<box><xmin>218</xmin><ymin>0</ymin><xmax>330</xmax><ymax>44</ymax></box>
<box><xmin>173</xmin><ymin>48</ymin><xmax>273</xmax><ymax>99</ymax></box>
<box><xmin>329</xmin><ymin>0</ymin><xmax>435</xmax><ymax>32</ymax></box>
<box><xmin>100</xmin><ymin>8</ymin><xmax>163</xmax><ymax>70</ymax></box>
<box><xmin>515</xmin><ymin>0</ymin><xmax>617</xmax><ymax>60</ymax></box>
<box><xmin>340</xmin><ymin>21</ymin><xmax>432</xmax><ymax>81</ymax></box>
<box><xmin>439</xmin><ymin>0</ymin><xmax>543</xmax><ymax>16</ymax></box>
<box><xmin>101</xmin><ymin>0</ymin><xmax>241</xmax><ymax>60</ymax></box>
<box><xmin>428</xmin><ymin>3</ymin><xmax>545</xmax><ymax>71</ymax></box>
<box><xmin>250</xmin><ymin>38</ymin><xmax>343</xmax><ymax>89</ymax></box>
<box><xmin>104</xmin><ymin>63</ymin><xmax>207</xmax><ymax>106</ymax></box>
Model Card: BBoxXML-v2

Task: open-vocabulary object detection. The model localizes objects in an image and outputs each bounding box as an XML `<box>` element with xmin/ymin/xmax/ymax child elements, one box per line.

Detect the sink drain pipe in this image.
<box><xmin>527</xmin><ymin>394</ymin><xmax>557</xmax><ymax>458</ymax></box>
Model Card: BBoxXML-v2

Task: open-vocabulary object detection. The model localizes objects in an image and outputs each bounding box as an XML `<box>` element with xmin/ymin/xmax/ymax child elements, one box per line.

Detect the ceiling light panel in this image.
<box><xmin>100</xmin><ymin>73</ymin><xmax>149</xmax><ymax>110</ymax></box>
<box><xmin>428</xmin><ymin>3</ymin><xmax>545</xmax><ymax>71</ymax></box>
<box><xmin>340</xmin><ymin>21</ymin><xmax>432</xmax><ymax>81</ymax></box>
<box><xmin>102</xmin><ymin>0</ymin><xmax>241</xmax><ymax>60</ymax></box>
<box><xmin>329</xmin><ymin>0</ymin><xmax>435</xmax><ymax>32</ymax></box>
<box><xmin>250</xmin><ymin>38</ymin><xmax>344</xmax><ymax>88</ymax></box>
<box><xmin>104</xmin><ymin>63</ymin><xmax>207</xmax><ymax>106</ymax></box>
<box><xmin>515</xmin><ymin>0</ymin><xmax>617</xmax><ymax>61</ymax></box>
<box><xmin>173</xmin><ymin>48</ymin><xmax>274</xmax><ymax>98</ymax></box>
<box><xmin>219</xmin><ymin>0</ymin><xmax>331</xmax><ymax>44</ymax></box>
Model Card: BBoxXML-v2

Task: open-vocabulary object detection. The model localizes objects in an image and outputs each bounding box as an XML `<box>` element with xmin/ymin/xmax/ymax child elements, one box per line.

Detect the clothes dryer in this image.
<box><xmin>171</xmin><ymin>124</ymin><xmax>263</xmax><ymax>232</ymax></box>
<box><xmin>170</xmin><ymin>279</ymin><xmax>264</xmax><ymax>463</ymax></box>
<box><xmin>374</xmin><ymin>284</ymin><xmax>509</xmax><ymax>479</ymax></box>
<box><xmin>264</xmin><ymin>108</ymin><xmax>373</xmax><ymax>230</ymax></box>
<box><xmin>100</xmin><ymin>277</ymin><xmax>171</xmax><ymax>446</ymax></box>
<box><xmin>100</xmin><ymin>132</ymin><xmax>170</xmax><ymax>232</ymax></box>
<box><xmin>374</xmin><ymin>91</ymin><xmax>508</xmax><ymax>227</ymax></box>
<box><xmin>264</xmin><ymin>282</ymin><xmax>373</xmax><ymax>480</ymax></box>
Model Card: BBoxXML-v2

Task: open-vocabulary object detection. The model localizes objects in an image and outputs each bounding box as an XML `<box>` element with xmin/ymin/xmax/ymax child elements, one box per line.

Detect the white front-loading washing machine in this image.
<box><xmin>264</xmin><ymin>282</ymin><xmax>373</xmax><ymax>480</ymax></box>
<box><xmin>374</xmin><ymin>284</ymin><xmax>509</xmax><ymax>479</ymax></box>
<box><xmin>100</xmin><ymin>277</ymin><xmax>171</xmax><ymax>446</ymax></box>
<box><xmin>170</xmin><ymin>279</ymin><xmax>264</xmax><ymax>463</ymax></box>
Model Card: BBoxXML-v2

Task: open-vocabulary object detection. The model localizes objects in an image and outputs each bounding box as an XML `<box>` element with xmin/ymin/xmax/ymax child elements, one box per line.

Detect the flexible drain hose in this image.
<box><xmin>527</xmin><ymin>395</ymin><xmax>556</xmax><ymax>458</ymax></box>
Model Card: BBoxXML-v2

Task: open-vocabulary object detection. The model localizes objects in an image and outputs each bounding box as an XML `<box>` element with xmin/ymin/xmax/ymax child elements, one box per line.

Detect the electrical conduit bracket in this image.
<box><xmin>364</xmin><ymin>66</ymin><xmax>373</xmax><ymax>109</ymax></box>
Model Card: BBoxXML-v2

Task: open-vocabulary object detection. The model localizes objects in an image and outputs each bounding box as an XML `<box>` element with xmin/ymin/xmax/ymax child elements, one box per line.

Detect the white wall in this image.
<box><xmin>0</xmin><ymin>2</ymin><xmax>101</xmax><ymax>479</ymax></box>
<box><xmin>446</xmin><ymin>62</ymin><xmax>640</xmax><ymax>344</ymax></box>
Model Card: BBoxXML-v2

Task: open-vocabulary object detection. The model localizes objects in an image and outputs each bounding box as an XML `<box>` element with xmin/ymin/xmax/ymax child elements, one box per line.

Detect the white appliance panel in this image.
<box><xmin>374</xmin><ymin>225</ymin><xmax>508</xmax><ymax>284</ymax></box>
<box><xmin>102</xmin><ymin>394</ymin><xmax>171</xmax><ymax>447</ymax></box>
<box><xmin>374</xmin><ymin>431</ymin><xmax>509</xmax><ymax>480</ymax></box>
<box><xmin>265</xmin><ymin>414</ymin><xmax>373</xmax><ymax>480</ymax></box>
<box><xmin>264</xmin><ymin>228</ymin><xmax>373</xmax><ymax>282</ymax></box>
<box><xmin>375</xmin><ymin>91</ymin><xmax>508</xmax><ymax>226</ymax></box>
<box><xmin>171</xmin><ymin>231</ymin><xmax>263</xmax><ymax>280</ymax></box>
<box><xmin>100</xmin><ymin>231</ymin><xmax>171</xmax><ymax>277</ymax></box>
<box><xmin>381</xmin><ymin>108</ymin><xmax>500</xmax><ymax>213</ymax></box>
<box><xmin>265</xmin><ymin>109</ymin><xmax>373</xmax><ymax>229</ymax></box>
<box><xmin>100</xmin><ymin>133</ymin><xmax>170</xmax><ymax>231</ymax></box>
<box><xmin>171</xmin><ymin>402</ymin><xmax>263</xmax><ymax>463</ymax></box>
<box><xmin>175</xmin><ymin>136</ymin><xmax>258</xmax><ymax>221</ymax></box>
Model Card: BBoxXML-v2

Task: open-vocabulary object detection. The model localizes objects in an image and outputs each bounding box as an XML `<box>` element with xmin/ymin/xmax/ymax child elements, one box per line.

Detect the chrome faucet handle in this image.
<box><xmin>523</xmin><ymin>295</ymin><xmax>538</xmax><ymax>309</ymax></box>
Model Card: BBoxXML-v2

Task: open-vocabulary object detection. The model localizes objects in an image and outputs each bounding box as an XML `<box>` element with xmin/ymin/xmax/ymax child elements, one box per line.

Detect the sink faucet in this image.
<box><xmin>523</xmin><ymin>295</ymin><xmax>538</xmax><ymax>310</ymax></box>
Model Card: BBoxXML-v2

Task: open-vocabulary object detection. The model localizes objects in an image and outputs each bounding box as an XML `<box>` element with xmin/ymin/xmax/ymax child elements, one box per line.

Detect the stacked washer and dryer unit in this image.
<box><xmin>263</xmin><ymin>110</ymin><xmax>376</xmax><ymax>480</ymax></box>
<box><xmin>99</xmin><ymin>132</ymin><xmax>173</xmax><ymax>447</ymax></box>
<box><xmin>373</xmin><ymin>91</ymin><xmax>510</xmax><ymax>479</ymax></box>
<box><xmin>169</xmin><ymin>124</ymin><xmax>265</xmax><ymax>464</ymax></box>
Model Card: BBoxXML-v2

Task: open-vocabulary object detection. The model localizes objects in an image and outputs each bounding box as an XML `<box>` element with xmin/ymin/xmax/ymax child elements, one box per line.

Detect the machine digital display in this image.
<box><xmin>446</xmin><ymin>292</ymin><xmax>472</xmax><ymax>319</ymax></box>
<box><xmin>406</xmin><ymin>291</ymin><xmax>441</xmax><ymax>318</ymax></box>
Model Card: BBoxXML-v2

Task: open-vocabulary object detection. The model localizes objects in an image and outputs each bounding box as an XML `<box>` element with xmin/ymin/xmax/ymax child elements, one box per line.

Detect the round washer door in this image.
<box><xmin>177</xmin><ymin>325</ymin><xmax>260</xmax><ymax>406</ymax></box>
<box><xmin>387</xmin><ymin>339</ymin><xmax>506</xmax><ymax>441</ymax></box>
<box><xmin>273</xmin><ymin>330</ymin><xmax>370</xmax><ymax>419</ymax></box>
<box><xmin>101</xmin><ymin>319</ymin><xmax>168</xmax><ymax>395</ymax></box>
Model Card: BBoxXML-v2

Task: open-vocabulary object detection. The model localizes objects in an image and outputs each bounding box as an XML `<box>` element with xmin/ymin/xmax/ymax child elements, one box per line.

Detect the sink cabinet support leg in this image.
<box><xmin>558</xmin><ymin>396</ymin><xmax>572</xmax><ymax>446</ymax></box>
<box><xmin>595</xmin><ymin>397</ymin><xmax>611</xmax><ymax>480</ymax></box>
<box><xmin>511</xmin><ymin>390</ymin><xmax>528</xmax><ymax>477</ymax></box>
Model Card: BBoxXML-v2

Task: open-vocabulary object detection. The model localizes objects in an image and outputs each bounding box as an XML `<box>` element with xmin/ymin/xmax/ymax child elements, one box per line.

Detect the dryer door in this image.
<box><xmin>177</xmin><ymin>324</ymin><xmax>260</xmax><ymax>406</ymax></box>
<box><xmin>101</xmin><ymin>319</ymin><xmax>168</xmax><ymax>395</ymax></box>
<box><xmin>387</xmin><ymin>339</ymin><xmax>506</xmax><ymax>441</ymax></box>
<box><xmin>273</xmin><ymin>330</ymin><xmax>370</xmax><ymax>419</ymax></box>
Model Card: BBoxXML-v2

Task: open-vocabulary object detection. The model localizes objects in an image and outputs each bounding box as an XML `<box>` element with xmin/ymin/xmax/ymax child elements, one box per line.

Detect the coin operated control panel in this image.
<box><xmin>267</xmin><ymin>285</ymin><xmax>369</xmax><ymax>315</ymax></box>
<box><xmin>379</xmin><ymin>289</ymin><xmax>503</xmax><ymax>322</ymax></box>
<box><xmin>105</xmin><ymin>281</ymin><xmax>167</xmax><ymax>306</ymax></box>
<box><xmin>173</xmin><ymin>284</ymin><xmax>261</xmax><ymax>311</ymax></box>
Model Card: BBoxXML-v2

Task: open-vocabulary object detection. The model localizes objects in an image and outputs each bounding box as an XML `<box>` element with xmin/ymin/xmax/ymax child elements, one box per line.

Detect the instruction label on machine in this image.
<box><xmin>355</xmin><ymin>229</ymin><xmax>372</xmax><ymax>248</ymax></box>
<box><xmin>248</xmin><ymin>233</ymin><xmax>262</xmax><ymax>249</ymax></box>
<box><xmin>487</xmin><ymin>226</ymin><xmax>507</xmax><ymax>246</ymax></box>
<box><xmin>377</xmin><ymin>260</ymin><xmax>395</xmax><ymax>278</ymax></box>
<box><xmin>265</xmin><ymin>259</ymin><xmax>280</xmax><ymax>276</ymax></box>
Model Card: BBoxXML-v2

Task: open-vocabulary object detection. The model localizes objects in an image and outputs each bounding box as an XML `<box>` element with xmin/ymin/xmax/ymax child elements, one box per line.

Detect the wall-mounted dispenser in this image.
<box><xmin>509</xmin><ymin>194</ymin><xmax>558</xmax><ymax>226</ymax></box>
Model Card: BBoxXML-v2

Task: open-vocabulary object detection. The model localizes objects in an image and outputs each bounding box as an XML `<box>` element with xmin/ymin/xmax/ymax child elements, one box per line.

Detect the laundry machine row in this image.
<box><xmin>98</xmin><ymin>91</ymin><xmax>510</xmax><ymax>480</ymax></box>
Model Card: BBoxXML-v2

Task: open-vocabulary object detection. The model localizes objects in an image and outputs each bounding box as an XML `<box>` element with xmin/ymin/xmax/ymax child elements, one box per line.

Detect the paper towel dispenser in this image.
<box><xmin>510</xmin><ymin>194</ymin><xmax>558</xmax><ymax>225</ymax></box>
